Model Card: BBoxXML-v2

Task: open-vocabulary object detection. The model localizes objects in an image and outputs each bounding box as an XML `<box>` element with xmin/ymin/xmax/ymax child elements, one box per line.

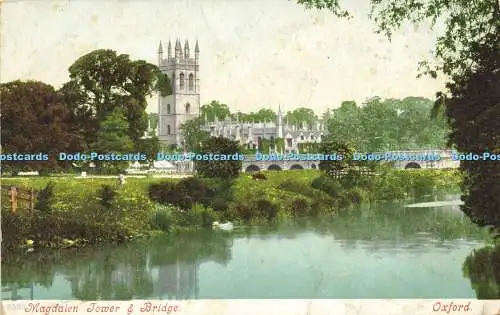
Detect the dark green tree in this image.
<box><xmin>445</xmin><ymin>45</ymin><xmax>500</xmax><ymax>232</ymax></box>
<box><xmin>180</xmin><ymin>117</ymin><xmax>210</xmax><ymax>152</ymax></box>
<box><xmin>59</xmin><ymin>49</ymin><xmax>171</xmax><ymax>147</ymax></box>
<box><xmin>200</xmin><ymin>100</ymin><xmax>231</xmax><ymax>122</ymax></box>
<box><xmin>318</xmin><ymin>139</ymin><xmax>355</xmax><ymax>176</ymax></box>
<box><xmin>0</xmin><ymin>80</ymin><xmax>82</xmax><ymax>174</ymax></box>
<box><xmin>91</xmin><ymin>109</ymin><xmax>134</xmax><ymax>173</ymax></box>
<box><xmin>285</xmin><ymin>107</ymin><xmax>318</xmax><ymax>129</ymax></box>
<box><xmin>195</xmin><ymin>136</ymin><xmax>242</xmax><ymax>179</ymax></box>
<box><xmin>135</xmin><ymin>136</ymin><xmax>161</xmax><ymax>164</ymax></box>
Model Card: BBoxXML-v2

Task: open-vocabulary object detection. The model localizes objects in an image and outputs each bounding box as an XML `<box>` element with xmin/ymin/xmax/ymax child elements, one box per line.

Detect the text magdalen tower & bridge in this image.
<box><xmin>157</xmin><ymin>39</ymin><xmax>200</xmax><ymax>147</ymax></box>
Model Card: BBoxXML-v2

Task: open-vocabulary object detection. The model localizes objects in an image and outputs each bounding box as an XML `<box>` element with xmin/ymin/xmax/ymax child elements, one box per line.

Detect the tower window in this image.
<box><xmin>167</xmin><ymin>104</ymin><xmax>171</xmax><ymax>114</ymax></box>
<box><xmin>180</xmin><ymin>73</ymin><xmax>185</xmax><ymax>89</ymax></box>
<box><xmin>300</xmin><ymin>135</ymin><xmax>304</xmax><ymax>140</ymax></box>
<box><xmin>185</xmin><ymin>103</ymin><xmax>190</xmax><ymax>114</ymax></box>
<box><xmin>167</xmin><ymin>125</ymin><xmax>171</xmax><ymax>135</ymax></box>
<box><xmin>188</xmin><ymin>73</ymin><xmax>194</xmax><ymax>91</ymax></box>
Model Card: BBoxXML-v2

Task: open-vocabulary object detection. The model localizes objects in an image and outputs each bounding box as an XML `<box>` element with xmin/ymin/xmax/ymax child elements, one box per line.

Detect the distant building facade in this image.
<box><xmin>156</xmin><ymin>39</ymin><xmax>327</xmax><ymax>153</ymax></box>
<box><xmin>201</xmin><ymin>109</ymin><xmax>327</xmax><ymax>153</ymax></box>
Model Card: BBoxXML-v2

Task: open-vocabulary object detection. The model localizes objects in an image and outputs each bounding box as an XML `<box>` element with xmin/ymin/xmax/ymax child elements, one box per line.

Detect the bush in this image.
<box><xmin>195</xmin><ymin>136</ymin><xmax>242</xmax><ymax>179</ymax></box>
<box><xmin>98</xmin><ymin>185</ymin><xmax>116</xmax><ymax>208</ymax></box>
<box><xmin>227</xmin><ymin>201</ymin><xmax>253</xmax><ymax>222</ymax></box>
<box><xmin>148</xmin><ymin>181</ymin><xmax>192</xmax><ymax>209</ymax></box>
<box><xmin>256</xmin><ymin>199</ymin><xmax>278</xmax><ymax>221</ymax></box>
<box><xmin>288</xmin><ymin>197</ymin><xmax>311</xmax><ymax>217</ymax></box>
<box><xmin>252</xmin><ymin>172</ymin><xmax>267</xmax><ymax>180</ymax></box>
<box><xmin>35</xmin><ymin>182</ymin><xmax>55</xmax><ymax>213</ymax></box>
<box><xmin>150</xmin><ymin>204</ymin><xmax>174</xmax><ymax>232</ymax></box>
<box><xmin>176</xmin><ymin>177</ymin><xmax>213</xmax><ymax>205</ymax></box>
<box><xmin>311</xmin><ymin>175</ymin><xmax>342</xmax><ymax>198</ymax></box>
<box><xmin>171</xmin><ymin>203</ymin><xmax>218</xmax><ymax>229</ymax></box>
<box><xmin>345</xmin><ymin>187</ymin><xmax>369</xmax><ymax>205</ymax></box>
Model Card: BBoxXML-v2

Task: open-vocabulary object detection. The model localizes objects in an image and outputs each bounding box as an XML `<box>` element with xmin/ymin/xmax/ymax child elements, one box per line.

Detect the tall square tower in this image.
<box><xmin>157</xmin><ymin>39</ymin><xmax>200</xmax><ymax>148</ymax></box>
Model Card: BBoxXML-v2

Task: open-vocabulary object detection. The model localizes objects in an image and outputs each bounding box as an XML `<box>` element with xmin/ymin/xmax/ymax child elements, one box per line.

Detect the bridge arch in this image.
<box><xmin>405</xmin><ymin>162</ymin><xmax>421</xmax><ymax>169</ymax></box>
<box><xmin>311</xmin><ymin>164</ymin><xmax>317</xmax><ymax>169</ymax></box>
<box><xmin>268</xmin><ymin>164</ymin><xmax>282</xmax><ymax>171</ymax></box>
<box><xmin>245</xmin><ymin>165</ymin><xmax>260</xmax><ymax>172</ymax></box>
<box><xmin>290</xmin><ymin>164</ymin><xmax>304</xmax><ymax>170</ymax></box>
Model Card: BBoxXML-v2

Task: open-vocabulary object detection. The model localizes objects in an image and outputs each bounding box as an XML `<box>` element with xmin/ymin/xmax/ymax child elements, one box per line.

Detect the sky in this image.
<box><xmin>1</xmin><ymin>0</ymin><xmax>447</xmax><ymax>114</ymax></box>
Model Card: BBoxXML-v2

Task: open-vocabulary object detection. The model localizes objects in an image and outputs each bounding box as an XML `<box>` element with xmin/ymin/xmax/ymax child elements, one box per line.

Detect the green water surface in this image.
<box><xmin>1</xmin><ymin>200</ymin><xmax>490</xmax><ymax>300</ymax></box>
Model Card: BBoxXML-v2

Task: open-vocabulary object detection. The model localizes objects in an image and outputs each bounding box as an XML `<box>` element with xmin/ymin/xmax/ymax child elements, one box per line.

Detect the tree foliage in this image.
<box><xmin>285</xmin><ymin>107</ymin><xmax>318</xmax><ymax>129</ymax></box>
<box><xmin>327</xmin><ymin>97</ymin><xmax>449</xmax><ymax>151</ymax></box>
<box><xmin>60</xmin><ymin>49</ymin><xmax>171</xmax><ymax>146</ymax></box>
<box><xmin>295</xmin><ymin>0</ymin><xmax>500</xmax><ymax>80</ymax></box>
<box><xmin>180</xmin><ymin>117</ymin><xmax>210</xmax><ymax>152</ymax></box>
<box><xmin>318</xmin><ymin>139</ymin><xmax>356</xmax><ymax>175</ymax></box>
<box><xmin>445</xmin><ymin>44</ymin><xmax>500</xmax><ymax>231</ymax></box>
<box><xmin>0</xmin><ymin>81</ymin><xmax>82</xmax><ymax>173</ymax></box>
<box><xmin>195</xmin><ymin>136</ymin><xmax>242</xmax><ymax>179</ymax></box>
<box><xmin>91</xmin><ymin>109</ymin><xmax>134</xmax><ymax>173</ymax></box>
<box><xmin>201</xmin><ymin>100</ymin><xmax>231</xmax><ymax>122</ymax></box>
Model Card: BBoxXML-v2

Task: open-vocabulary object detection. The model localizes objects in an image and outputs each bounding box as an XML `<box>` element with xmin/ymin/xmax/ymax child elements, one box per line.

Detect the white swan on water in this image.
<box><xmin>212</xmin><ymin>221</ymin><xmax>234</xmax><ymax>231</ymax></box>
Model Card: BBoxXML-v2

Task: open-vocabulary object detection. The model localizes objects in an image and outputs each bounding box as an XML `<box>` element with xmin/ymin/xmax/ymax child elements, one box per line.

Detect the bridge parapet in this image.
<box><xmin>241</xmin><ymin>149</ymin><xmax>458</xmax><ymax>172</ymax></box>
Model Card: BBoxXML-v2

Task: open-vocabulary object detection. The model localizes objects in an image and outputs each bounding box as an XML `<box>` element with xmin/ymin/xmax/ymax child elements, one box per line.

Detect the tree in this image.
<box><xmin>136</xmin><ymin>136</ymin><xmax>161</xmax><ymax>164</ymax></box>
<box><xmin>445</xmin><ymin>44</ymin><xmax>500</xmax><ymax>232</ymax></box>
<box><xmin>326</xmin><ymin>97</ymin><xmax>449</xmax><ymax>152</ymax></box>
<box><xmin>91</xmin><ymin>109</ymin><xmax>134</xmax><ymax>174</ymax></box>
<box><xmin>180</xmin><ymin>117</ymin><xmax>210</xmax><ymax>152</ymax></box>
<box><xmin>201</xmin><ymin>100</ymin><xmax>231</xmax><ymax>122</ymax></box>
<box><xmin>295</xmin><ymin>0</ymin><xmax>500</xmax><ymax>80</ymax></box>
<box><xmin>148</xmin><ymin>113</ymin><xmax>158</xmax><ymax>130</ymax></box>
<box><xmin>0</xmin><ymin>80</ymin><xmax>82</xmax><ymax>173</ymax></box>
<box><xmin>285</xmin><ymin>107</ymin><xmax>318</xmax><ymax>128</ymax></box>
<box><xmin>195</xmin><ymin>136</ymin><xmax>242</xmax><ymax>179</ymax></box>
<box><xmin>318</xmin><ymin>139</ymin><xmax>356</xmax><ymax>176</ymax></box>
<box><xmin>59</xmin><ymin>49</ymin><xmax>171</xmax><ymax>147</ymax></box>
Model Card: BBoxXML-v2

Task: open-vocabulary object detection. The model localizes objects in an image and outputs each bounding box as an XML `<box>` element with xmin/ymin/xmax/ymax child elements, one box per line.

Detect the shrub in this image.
<box><xmin>252</xmin><ymin>172</ymin><xmax>267</xmax><ymax>180</ymax></box>
<box><xmin>195</xmin><ymin>136</ymin><xmax>242</xmax><ymax>179</ymax></box>
<box><xmin>176</xmin><ymin>177</ymin><xmax>213</xmax><ymax>205</ymax></box>
<box><xmin>227</xmin><ymin>201</ymin><xmax>253</xmax><ymax>222</ymax></box>
<box><xmin>311</xmin><ymin>175</ymin><xmax>342</xmax><ymax>198</ymax></box>
<box><xmin>35</xmin><ymin>182</ymin><xmax>55</xmax><ymax>213</ymax></box>
<box><xmin>98</xmin><ymin>185</ymin><xmax>116</xmax><ymax>208</ymax></box>
<box><xmin>256</xmin><ymin>199</ymin><xmax>279</xmax><ymax>221</ymax></box>
<box><xmin>288</xmin><ymin>197</ymin><xmax>311</xmax><ymax>217</ymax></box>
<box><xmin>150</xmin><ymin>204</ymin><xmax>174</xmax><ymax>232</ymax></box>
<box><xmin>172</xmin><ymin>203</ymin><xmax>218</xmax><ymax>229</ymax></box>
<box><xmin>148</xmin><ymin>181</ymin><xmax>192</xmax><ymax>209</ymax></box>
<box><xmin>345</xmin><ymin>187</ymin><xmax>369</xmax><ymax>205</ymax></box>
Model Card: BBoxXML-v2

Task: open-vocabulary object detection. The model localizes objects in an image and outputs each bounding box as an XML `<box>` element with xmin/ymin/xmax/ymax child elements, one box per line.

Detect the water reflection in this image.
<box><xmin>1</xmin><ymin>201</ymin><xmax>498</xmax><ymax>299</ymax></box>
<box><xmin>463</xmin><ymin>244</ymin><xmax>500</xmax><ymax>299</ymax></box>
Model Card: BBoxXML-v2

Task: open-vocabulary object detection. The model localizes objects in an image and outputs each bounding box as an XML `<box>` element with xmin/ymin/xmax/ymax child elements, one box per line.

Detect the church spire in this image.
<box><xmin>157</xmin><ymin>41</ymin><xmax>163</xmax><ymax>66</ymax></box>
<box><xmin>167</xmin><ymin>40</ymin><xmax>172</xmax><ymax>58</ymax></box>
<box><xmin>184</xmin><ymin>40</ymin><xmax>190</xmax><ymax>58</ymax></box>
<box><xmin>195</xmin><ymin>40</ymin><xmax>200</xmax><ymax>61</ymax></box>
<box><xmin>175</xmin><ymin>39</ymin><xmax>182</xmax><ymax>58</ymax></box>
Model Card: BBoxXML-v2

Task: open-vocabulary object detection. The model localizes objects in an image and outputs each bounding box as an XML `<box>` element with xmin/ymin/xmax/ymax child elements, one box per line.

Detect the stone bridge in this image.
<box><xmin>242</xmin><ymin>150</ymin><xmax>459</xmax><ymax>172</ymax></box>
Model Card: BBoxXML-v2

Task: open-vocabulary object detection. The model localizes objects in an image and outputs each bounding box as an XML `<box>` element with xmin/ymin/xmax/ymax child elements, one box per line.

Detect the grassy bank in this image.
<box><xmin>1</xmin><ymin>168</ymin><xmax>463</xmax><ymax>251</ymax></box>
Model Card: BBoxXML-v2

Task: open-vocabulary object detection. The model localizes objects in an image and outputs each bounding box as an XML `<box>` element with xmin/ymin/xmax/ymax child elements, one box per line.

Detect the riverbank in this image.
<box><xmin>1</xmin><ymin>168</ymin><xmax>463</xmax><ymax>252</ymax></box>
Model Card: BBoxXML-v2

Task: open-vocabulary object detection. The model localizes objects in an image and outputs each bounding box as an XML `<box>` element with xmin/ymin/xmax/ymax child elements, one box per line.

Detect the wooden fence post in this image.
<box><xmin>10</xmin><ymin>186</ymin><xmax>17</xmax><ymax>214</ymax></box>
<box><xmin>30</xmin><ymin>187</ymin><xmax>35</xmax><ymax>211</ymax></box>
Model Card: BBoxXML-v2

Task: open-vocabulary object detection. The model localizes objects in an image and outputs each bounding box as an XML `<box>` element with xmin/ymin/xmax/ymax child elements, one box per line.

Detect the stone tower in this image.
<box><xmin>157</xmin><ymin>39</ymin><xmax>200</xmax><ymax>148</ymax></box>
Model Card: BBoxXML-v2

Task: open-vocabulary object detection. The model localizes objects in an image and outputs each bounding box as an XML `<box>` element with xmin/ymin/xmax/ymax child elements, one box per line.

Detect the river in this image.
<box><xmin>1</xmin><ymin>197</ymin><xmax>491</xmax><ymax>300</ymax></box>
